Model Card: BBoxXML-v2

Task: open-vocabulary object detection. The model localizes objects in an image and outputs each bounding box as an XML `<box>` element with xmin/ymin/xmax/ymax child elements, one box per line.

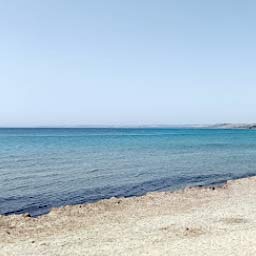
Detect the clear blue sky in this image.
<box><xmin>1</xmin><ymin>0</ymin><xmax>256</xmax><ymax>127</ymax></box>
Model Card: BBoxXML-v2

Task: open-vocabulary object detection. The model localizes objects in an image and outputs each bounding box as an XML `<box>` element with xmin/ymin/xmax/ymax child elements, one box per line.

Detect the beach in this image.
<box><xmin>1</xmin><ymin>176</ymin><xmax>256</xmax><ymax>255</ymax></box>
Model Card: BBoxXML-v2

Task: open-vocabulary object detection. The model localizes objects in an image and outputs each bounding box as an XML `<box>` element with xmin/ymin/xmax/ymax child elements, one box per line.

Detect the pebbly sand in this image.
<box><xmin>1</xmin><ymin>176</ymin><xmax>256</xmax><ymax>255</ymax></box>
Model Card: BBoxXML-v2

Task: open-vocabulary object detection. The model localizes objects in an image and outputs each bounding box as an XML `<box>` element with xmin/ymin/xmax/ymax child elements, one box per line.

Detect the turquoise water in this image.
<box><xmin>1</xmin><ymin>128</ymin><xmax>256</xmax><ymax>216</ymax></box>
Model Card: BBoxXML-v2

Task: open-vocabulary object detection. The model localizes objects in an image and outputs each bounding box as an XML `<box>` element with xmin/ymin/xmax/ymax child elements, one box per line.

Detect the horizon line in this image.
<box><xmin>0</xmin><ymin>123</ymin><xmax>254</xmax><ymax>129</ymax></box>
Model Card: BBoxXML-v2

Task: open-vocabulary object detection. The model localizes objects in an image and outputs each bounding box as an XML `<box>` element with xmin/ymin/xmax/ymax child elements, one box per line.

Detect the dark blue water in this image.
<box><xmin>1</xmin><ymin>128</ymin><xmax>256</xmax><ymax>216</ymax></box>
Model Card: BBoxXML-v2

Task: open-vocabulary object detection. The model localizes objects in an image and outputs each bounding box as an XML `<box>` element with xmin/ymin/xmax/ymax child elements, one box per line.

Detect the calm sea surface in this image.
<box><xmin>1</xmin><ymin>128</ymin><xmax>256</xmax><ymax>216</ymax></box>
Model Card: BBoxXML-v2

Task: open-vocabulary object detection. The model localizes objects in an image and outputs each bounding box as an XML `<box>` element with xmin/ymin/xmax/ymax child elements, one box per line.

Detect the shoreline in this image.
<box><xmin>2</xmin><ymin>172</ymin><xmax>256</xmax><ymax>217</ymax></box>
<box><xmin>3</xmin><ymin>173</ymin><xmax>256</xmax><ymax>218</ymax></box>
<box><xmin>1</xmin><ymin>176</ymin><xmax>256</xmax><ymax>255</ymax></box>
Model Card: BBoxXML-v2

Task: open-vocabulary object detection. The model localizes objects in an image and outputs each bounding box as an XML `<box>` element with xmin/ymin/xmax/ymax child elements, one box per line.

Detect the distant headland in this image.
<box><xmin>205</xmin><ymin>123</ymin><xmax>256</xmax><ymax>129</ymax></box>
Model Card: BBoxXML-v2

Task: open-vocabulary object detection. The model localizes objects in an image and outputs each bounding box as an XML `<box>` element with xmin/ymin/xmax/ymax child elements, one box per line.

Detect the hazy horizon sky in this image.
<box><xmin>1</xmin><ymin>0</ymin><xmax>256</xmax><ymax>127</ymax></box>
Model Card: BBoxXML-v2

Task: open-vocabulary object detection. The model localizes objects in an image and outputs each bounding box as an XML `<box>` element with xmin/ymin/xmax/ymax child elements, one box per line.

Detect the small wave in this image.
<box><xmin>87</xmin><ymin>169</ymin><xmax>100</xmax><ymax>174</ymax></box>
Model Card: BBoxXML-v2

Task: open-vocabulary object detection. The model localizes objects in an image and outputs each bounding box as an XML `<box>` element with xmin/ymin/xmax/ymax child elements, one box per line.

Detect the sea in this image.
<box><xmin>1</xmin><ymin>128</ymin><xmax>256</xmax><ymax>216</ymax></box>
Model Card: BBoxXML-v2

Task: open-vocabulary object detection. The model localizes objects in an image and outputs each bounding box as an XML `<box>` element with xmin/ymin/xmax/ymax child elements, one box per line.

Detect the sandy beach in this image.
<box><xmin>1</xmin><ymin>176</ymin><xmax>256</xmax><ymax>256</ymax></box>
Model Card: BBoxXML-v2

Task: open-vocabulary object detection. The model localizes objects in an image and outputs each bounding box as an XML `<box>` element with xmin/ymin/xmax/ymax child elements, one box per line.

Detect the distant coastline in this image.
<box><xmin>205</xmin><ymin>123</ymin><xmax>256</xmax><ymax>129</ymax></box>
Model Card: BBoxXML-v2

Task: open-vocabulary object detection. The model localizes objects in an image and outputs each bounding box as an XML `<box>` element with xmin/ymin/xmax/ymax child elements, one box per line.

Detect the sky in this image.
<box><xmin>0</xmin><ymin>0</ymin><xmax>256</xmax><ymax>127</ymax></box>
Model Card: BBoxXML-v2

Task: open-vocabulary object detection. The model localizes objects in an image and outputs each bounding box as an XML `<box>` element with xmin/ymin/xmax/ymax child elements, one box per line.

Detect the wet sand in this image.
<box><xmin>1</xmin><ymin>176</ymin><xmax>256</xmax><ymax>255</ymax></box>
